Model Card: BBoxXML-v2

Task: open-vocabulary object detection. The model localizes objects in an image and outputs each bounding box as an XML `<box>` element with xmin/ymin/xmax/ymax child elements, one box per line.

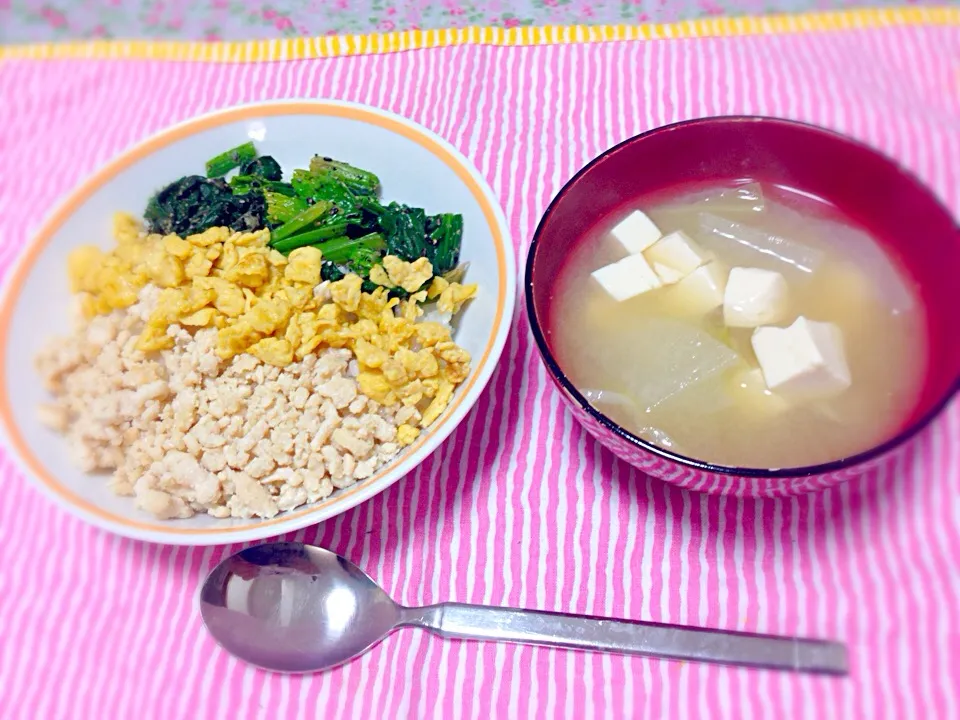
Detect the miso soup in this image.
<box><xmin>550</xmin><ymin>183</ymin><xmax>925</xmax><ymax>469</ymax></box>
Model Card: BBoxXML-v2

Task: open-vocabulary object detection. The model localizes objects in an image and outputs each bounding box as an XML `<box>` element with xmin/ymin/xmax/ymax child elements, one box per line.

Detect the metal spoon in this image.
<box><xmin>199</xmin><ymin>542</ymin><xmax>848</xmax><ymax>675</ymax></box>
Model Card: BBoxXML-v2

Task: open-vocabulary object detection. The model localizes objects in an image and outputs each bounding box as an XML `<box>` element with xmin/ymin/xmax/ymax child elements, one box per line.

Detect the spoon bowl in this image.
<box><xmin>200</xmin><ymin>543</ymin><xmax>402</xmax><ymax>673</ymax></box>
<box><xmin>200</xmin><ymin>542</ymin><xmax>848</xmax><ymax>675</ymax></box>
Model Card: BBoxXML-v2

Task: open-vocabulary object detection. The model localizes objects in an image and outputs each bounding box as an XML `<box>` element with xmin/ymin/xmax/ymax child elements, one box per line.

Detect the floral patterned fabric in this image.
<box><xmin>0</xmin><ymin>0</ymin><xmax>938</xmax><ymax>43</ymax></box>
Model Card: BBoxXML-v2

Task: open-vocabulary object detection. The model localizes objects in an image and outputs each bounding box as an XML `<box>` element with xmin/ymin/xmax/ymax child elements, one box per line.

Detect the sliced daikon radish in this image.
<box><xmin>638</xmin><ymin>426</ymin><xmax>686</xmax><ymax>453</ymax></box>
<box><xmin>579</xmin><ymin>388</ymin><xmax>640</xmax><ymax>429</ymax></box>
<box><xmin>612</xmin><ymin>317</ymin><xmax>742</xmax><ymax>412</ymax></box>
<box><xmin>655</xmin><ymin>365</ymin><xmax>742</xmax><ymax>417</ymax></box>
<box><xmin>698</xmin><ymin>212</ymin><xmax>825</xmax><ymax>276</ymax></box>
<box><xmin>661</xmin><ymin>183</ymin><xmax>765</xmax><ymax>217</ymax></box>
<box><xmin>581</xmin><ymin>388</ymin><xmax>635</xmax><ymax>411</ymax></box>
<box><xmin>692</xmin><ymin>183</ymin><xmax>765</xmax><ymax>214</ymax></box>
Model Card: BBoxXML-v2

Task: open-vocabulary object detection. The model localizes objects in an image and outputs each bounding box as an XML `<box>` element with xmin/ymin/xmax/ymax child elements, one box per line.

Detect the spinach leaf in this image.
<box><xmin>426</xmin><ymin>213</ymin><xmax>463</xmax><ymax>275</ymax></box>
<box><xmin>239</xmin><ymin>155</ymin><xmax>282</xmax><ymax>182</ymax></box>
<box><xmin>377</xmin><ymin>202</ymin><xmax>429</xmax><ymax>262</ymax></box>
<box><xmin>376</xmin><ymin>205</ymin><xmax>463</xmax><ymax>274</ymax></box>
<box><xmin>144</xmin><ymin>175</ymin><xmax>266</xmax><ymax>236</ymax></box>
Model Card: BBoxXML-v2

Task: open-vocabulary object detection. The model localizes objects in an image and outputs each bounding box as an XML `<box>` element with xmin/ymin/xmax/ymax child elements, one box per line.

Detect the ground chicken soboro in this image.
<box><xmin>35</xmin><ymin>216</ymin><xmax>477</xmax><ymax>520</ymax></box>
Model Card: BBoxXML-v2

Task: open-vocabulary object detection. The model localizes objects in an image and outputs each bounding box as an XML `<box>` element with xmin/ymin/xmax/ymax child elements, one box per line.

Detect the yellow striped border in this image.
<box><xmin>1</xmin><ymin>7</ymin><xmax>958</xmax><ymax>62</ymax></box>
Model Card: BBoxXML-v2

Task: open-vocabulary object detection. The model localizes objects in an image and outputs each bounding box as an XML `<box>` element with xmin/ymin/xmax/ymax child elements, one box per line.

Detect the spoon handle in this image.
<box><xmin>406</xmin><ymin>603</ymin><xmax>846</xmax><ymax>675</ymax></box>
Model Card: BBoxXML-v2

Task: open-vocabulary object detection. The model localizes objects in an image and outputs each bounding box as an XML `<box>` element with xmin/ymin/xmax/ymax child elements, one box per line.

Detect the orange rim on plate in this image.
<box><xmin>0</xmin><ymin>101</ymin><xmax>509</xmax><ymax>536</ymax></box>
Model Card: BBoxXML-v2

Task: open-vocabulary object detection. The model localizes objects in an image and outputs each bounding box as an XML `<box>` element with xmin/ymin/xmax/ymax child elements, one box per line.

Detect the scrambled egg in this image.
<box><xmin>427</xmin><ymin>275</ymin><xmax>478</xmax><ymax>314</ymax></box>
<box><xmin>67</xmin><ymin>214</ymin><xmax>480</xmax><ymax>438</ymax></box>
<box><xmin>378</xmin><ymin>255</ymin><xmax>434</xmax><ymax>293</ymax></box>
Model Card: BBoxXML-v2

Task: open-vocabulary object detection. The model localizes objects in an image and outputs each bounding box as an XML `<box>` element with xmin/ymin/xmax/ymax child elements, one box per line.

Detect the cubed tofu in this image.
<box><xmin>666</xmin><ymin>262</ymin><xmax>728</xmax><ymax>315</ymax></box>
<box><xmin>610</xmin><ymin>210</ymin><xmax>662</xmax><ymax>255</ymax></box>
<box><xmin>644</xmin><ymin>230</ymin><xmax>710</xmax><ymax>284</ymax></box>
<box><xmin>723</xmin><ymin>267</ymin><xmax>789</xmax><ymax>327</ymax></box>
<box><xmin>650</xmin><ymin>263</ymin><xmax>686</xmax><ymax>285</ymax></box>
<box><xmin>591</xmin><ymin>253</ymin><xmax>663</xmax><ymax>302</ymax></box>
<box><xmin>751</xmin><ymin>317</ymin><xmax>851</xmax><ymax>401</ymax></box>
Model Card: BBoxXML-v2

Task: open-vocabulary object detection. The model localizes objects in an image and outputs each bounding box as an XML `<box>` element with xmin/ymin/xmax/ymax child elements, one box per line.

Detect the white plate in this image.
<box><xmin>0</xmin><ymin>100</ymin><xmax>516</xmax><ymax>545</ymax></box>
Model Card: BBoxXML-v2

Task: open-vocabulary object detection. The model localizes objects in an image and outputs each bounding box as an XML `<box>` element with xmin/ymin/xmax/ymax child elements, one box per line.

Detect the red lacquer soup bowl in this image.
<box><xmin>526</xmin><ymin>117</ymin><xmax>960</xmax><ymax>498</ymax></box>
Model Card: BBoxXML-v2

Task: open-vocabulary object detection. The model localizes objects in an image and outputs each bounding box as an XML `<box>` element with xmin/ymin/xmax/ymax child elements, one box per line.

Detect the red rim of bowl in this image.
<box><xmin>525</xmin><ymin>115</ymin><xmax>960</xmax><ymax>479</ymax></box>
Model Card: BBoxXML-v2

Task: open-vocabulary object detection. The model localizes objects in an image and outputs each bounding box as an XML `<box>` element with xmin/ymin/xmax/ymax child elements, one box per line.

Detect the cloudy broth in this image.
<box><xmin>550</xmin><ymin>183</ymin><xmax>926</xmax><ymax>469</ymax></box>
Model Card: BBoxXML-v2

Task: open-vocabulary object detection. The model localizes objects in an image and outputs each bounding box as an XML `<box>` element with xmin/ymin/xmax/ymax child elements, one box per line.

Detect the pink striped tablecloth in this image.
<box><xmin>1</xmin><ymin>21</ymin><xmax>959</xmax><ymax>720</ymax></box>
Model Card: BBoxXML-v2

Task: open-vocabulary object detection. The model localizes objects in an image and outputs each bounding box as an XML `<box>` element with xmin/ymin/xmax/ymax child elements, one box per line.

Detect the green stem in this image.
<box><xmin>205</xmin><ymin>141</ymin><xmax>257</xmax><ymax>178</ymax></box>
<box><xmin>317</xmin><ymin>232</ymin><xmax>385</xmax><ymax>263</ymax></box>
<box><xmin>270</xmin><ymin>222</ymin><xmax>349</xmax><ymax>253</ymax></box>
<box><xmin>270</xmin><ymin>200</ymin><xmax>334</xmax><ymax>243</ymax></box>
